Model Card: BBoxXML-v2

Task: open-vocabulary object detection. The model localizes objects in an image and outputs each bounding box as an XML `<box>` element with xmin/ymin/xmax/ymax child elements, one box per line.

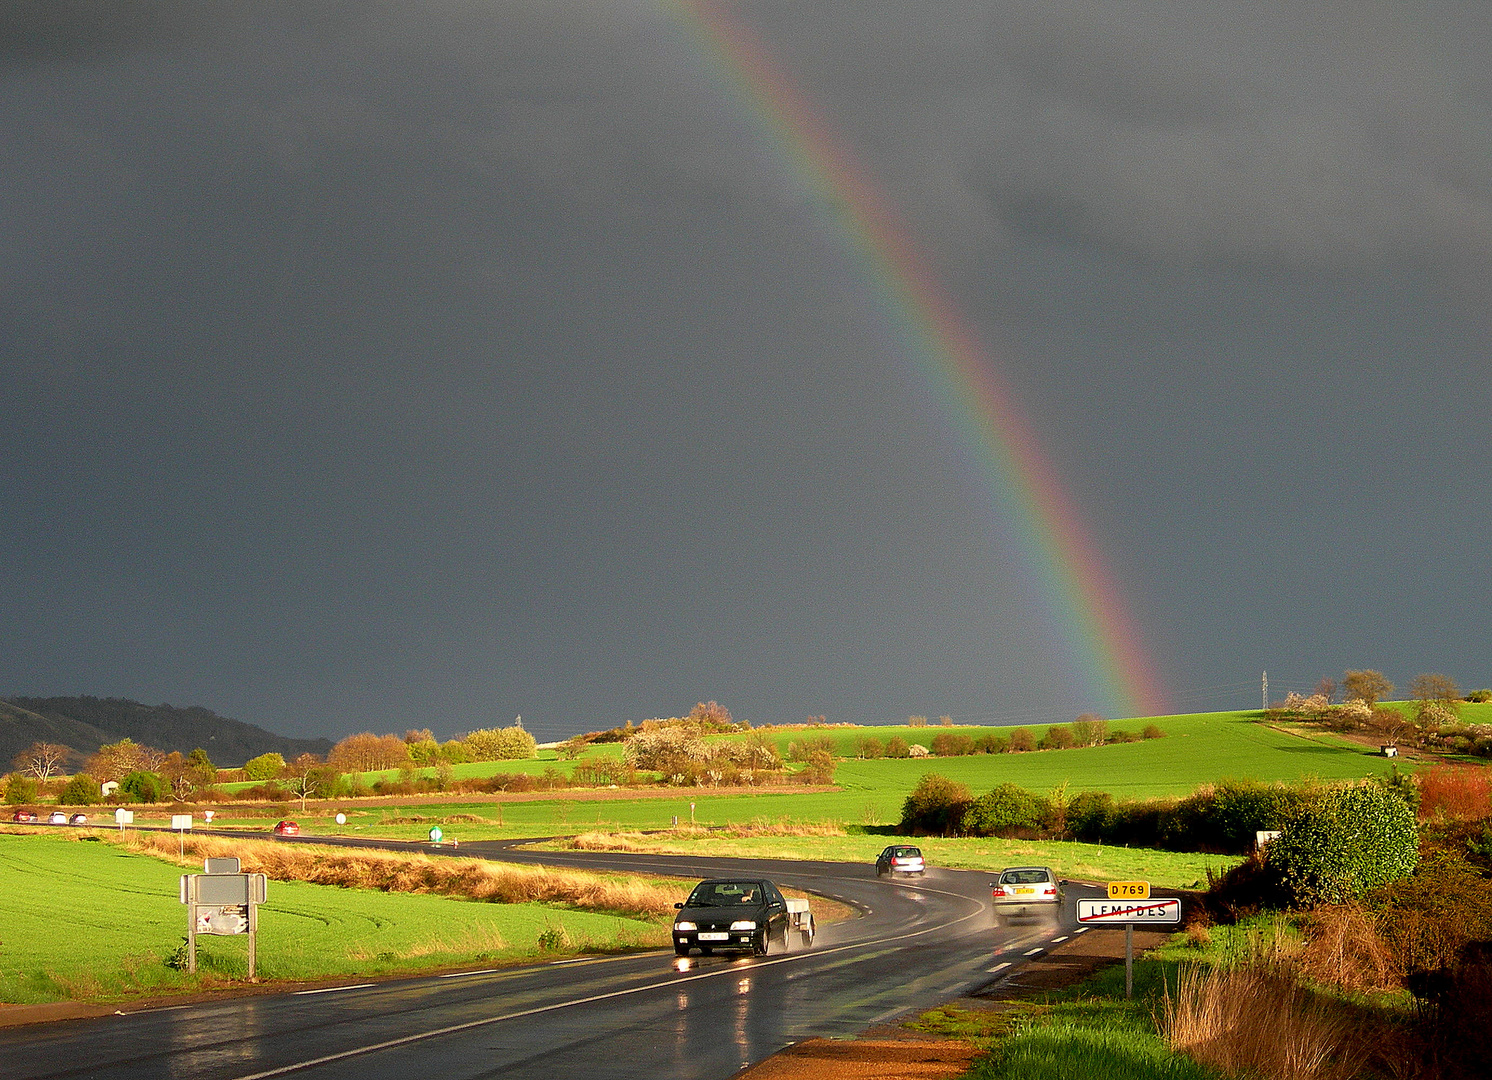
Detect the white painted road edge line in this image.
<box><xmin>438</xmin><ymin>969</ymin><xmax>499</xmax><ymax>979</ymax></box>
<box><xmin>293</xmin><ymin>984</ymin><xmax>376</xmax><ymax>996</ymax></box>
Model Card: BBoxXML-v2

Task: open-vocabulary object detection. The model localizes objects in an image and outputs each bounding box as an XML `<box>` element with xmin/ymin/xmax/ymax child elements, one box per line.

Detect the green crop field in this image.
<box><xmin>0</xmin><ymin>832</ymin><xmax>667</xmax><ymax>1004</ymax></box>
<box><xmin>188</xmin><ymin>710</ymin><xmax>1405</xmax><ymax>841</ymax></box>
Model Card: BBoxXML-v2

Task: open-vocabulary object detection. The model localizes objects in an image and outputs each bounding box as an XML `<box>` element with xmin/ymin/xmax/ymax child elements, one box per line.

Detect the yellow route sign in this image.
<box><xmin>1108</xmin><ymin>880</ymin><xmax>1150</xmax><ymax>900</ymax></box>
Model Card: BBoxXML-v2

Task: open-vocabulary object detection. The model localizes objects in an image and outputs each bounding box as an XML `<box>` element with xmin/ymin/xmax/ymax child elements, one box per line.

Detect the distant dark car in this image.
<box><xmin>69</xmin><ymin>813</ymin><xmax>89</xmax><ymax>826</ymax></box>
<box><xmin>672</xmin><ymin>878</ymin><xmax>791</xmax><ymax>957</ymax></box>
<box><xmin>11</xmin><ymin>809</ymin><xmax>38</xmax><ymax>823</ymax></box>
<box><xmin>990</xmin><ymin>866</ymin><xmax>1063</xmax><ymax>916</ymax></box>
<box><xmin>273</xmin><ymin>820</ymin><xmax>300</xmax><ymax>836</ymax></box>
<box><xmin>48</xmin><ymin>811</ymin><xmax>68</xmax><ymax>825</ymax></box>
<box><xmin>875</xmin><ymin>845</ymin><xmax>926</xmax><ymax>877</ymax></box>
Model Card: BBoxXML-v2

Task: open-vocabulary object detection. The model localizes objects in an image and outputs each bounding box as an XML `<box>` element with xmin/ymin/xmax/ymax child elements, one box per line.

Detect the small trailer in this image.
<box><xmin>786</xmin><ymin>897</ymin><xmax>815</xmax><ymax>947</ymax></box>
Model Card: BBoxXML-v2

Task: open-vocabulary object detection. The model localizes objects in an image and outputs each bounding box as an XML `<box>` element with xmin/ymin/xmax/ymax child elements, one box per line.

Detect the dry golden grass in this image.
<box><xmin>1163</xmin><ymin>961</ymin><xmax>1373</xmax><ymax>1080</ymax></box>
<box><xmin>119</xmin><ymin>832</ymin><xmax>682</xmax><ymax>919</ymax></box>
<box><xmin>1298</xmin><ymin>903</ymin><xmax>1400</xmax><ymax>993</ymax></box>
<box><xmin>568</xmin><ymin>819</ymin><xmax>846</xmax><ymax>852</ymax></box>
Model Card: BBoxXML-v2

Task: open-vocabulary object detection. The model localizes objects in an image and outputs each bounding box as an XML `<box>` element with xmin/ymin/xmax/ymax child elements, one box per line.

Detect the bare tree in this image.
<box><xmin>1314</xmin><ymin>677</ymin><xmax>1338</xmax><ymax>705</ymax></box>
<box><xmin>13</xmin><ymin>742</ymin><xmax>69</xmax><ymax>784</ymax></box>
<box><xmin>1343</xmin><ymin>670</ymin><xmax>1395</xmax><ymax>707</ymax></box>
<box><xmin>1410</xmin><ymin>673</ymin><xmax>1460</xmax><ymax>704</ymax></box>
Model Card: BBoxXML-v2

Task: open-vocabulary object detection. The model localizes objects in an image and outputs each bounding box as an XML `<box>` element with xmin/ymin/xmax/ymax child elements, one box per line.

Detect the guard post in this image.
<box><xmin>1075</xmin><ymin>881</ymin><xmax>1181</xmax><ymax>998</ymax></box>
<box><xmin>180</xmin><ymin>857</ymin><xmax>268</xmax><ymax>980</ymax></box>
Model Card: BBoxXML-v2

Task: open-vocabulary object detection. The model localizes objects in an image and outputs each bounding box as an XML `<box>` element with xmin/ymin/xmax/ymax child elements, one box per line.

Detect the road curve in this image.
<box><xmin>0</xmin><ymin>835</ymin><xmax>1093</xmax><ymax>1080</ymax></box>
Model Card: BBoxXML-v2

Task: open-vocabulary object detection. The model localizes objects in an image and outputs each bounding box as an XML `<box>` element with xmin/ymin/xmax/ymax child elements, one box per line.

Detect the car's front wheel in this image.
<box><xmin>675</xmin><ymin>944</ymin><xmax>690</xmax><ymax>957</ymax></box>
<box><xmin>753</xmin><ymin>929</ymin><xmax>771</xmax><ymax>957</ymax></box>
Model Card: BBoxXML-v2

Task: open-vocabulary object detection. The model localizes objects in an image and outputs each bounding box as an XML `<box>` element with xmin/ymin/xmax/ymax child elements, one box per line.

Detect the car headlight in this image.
<box><xmin>674</xmin><ymin>921</ymin><xmax>697</xmax><ymax>931</ymax></box>
<box><xmin>729</xmin><ymin>920</ymin><xmax>757</xmax><ymax>931</ymax></box>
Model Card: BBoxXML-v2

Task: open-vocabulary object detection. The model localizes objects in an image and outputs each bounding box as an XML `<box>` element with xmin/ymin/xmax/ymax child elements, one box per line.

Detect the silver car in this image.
<box><xmin>990</xmin><ymin>866</ymin><xmax>1063</xmax><ymax>916</ymax></box>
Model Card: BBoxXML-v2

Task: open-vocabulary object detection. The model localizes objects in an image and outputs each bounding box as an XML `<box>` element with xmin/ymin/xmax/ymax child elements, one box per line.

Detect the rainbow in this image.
<box><xmin>662</xmin><ymin>1</ymin><xmax>1168</xmax><ymax>718</ymax></box>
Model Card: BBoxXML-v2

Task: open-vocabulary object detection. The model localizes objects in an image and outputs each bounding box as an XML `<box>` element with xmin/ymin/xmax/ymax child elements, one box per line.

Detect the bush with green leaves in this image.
<box><xmin>1159</xmin><ymin>779</ymin><xmax>1311</xmax><ymax>854</ymax></box>
<box><xmin>1267</xmin><ymin>784</ymin><xmax>1418</xmax><ymax>908</ymax></box>
<box><xmin>462</xmin><ymin>724</ymin><xmax>537</xmax><ymax>761</ymax></box>
<box><xmin>60</xmin><ymin>773</ymin><xmax>100</xmax><ymax>806</ymax></box>
<box><xmin>119</xmin><ymin>770</ymin><xmax>163</xmax><ymax>804</ymax></box>
<box><xmin>963</xmin><ymin>782</ymin><xmax>1051</xmax><ymax>836</ymax></box>
<box><xmin>4</xmin><ymin>774</ymin><xmax>38</xmax><ymax>805</ymax></box>
<box><xmin>899</xmin><ymin>773</ymin><xmax>972</xmax><ymax>835</ymax></box>
<box><xmin>242</xmin><ymin>753</ymin><xmax>285</xmax><ymax>781</ymax></box>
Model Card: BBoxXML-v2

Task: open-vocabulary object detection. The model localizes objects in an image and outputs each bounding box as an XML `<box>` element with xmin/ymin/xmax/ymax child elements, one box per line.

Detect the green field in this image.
<box><xmin>185</xmin><ymin>710</ymin><xmax>1406</xmax><ymax>841</ymax></box>
<box><xmin>0</xmin><ymin>832</ymin><xmax>666</xmax><ymax>1004</ymax></box>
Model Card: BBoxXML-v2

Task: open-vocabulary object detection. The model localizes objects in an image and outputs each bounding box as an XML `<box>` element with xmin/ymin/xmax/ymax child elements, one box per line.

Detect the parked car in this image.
<box><xmin>990</xmin><ymin>866</ymin><xmax>1063</xmax><ymax>916</ymax></box>
<box><xmin>11</xmin><ymin>809</ymin><xmax>38</xmax><ymax>823</ymax></box>
<box><xmin>48</xmin><ymin>811</ymin><xmax>68</xmax><ymax>825</ymax></box>
<box><xmin>69</xmin><ymin>813</ymin><xmax>89</xmax><ymax>826</ymax></box>
<box><xmin>273</xmin><ymin>820</ymin><xmax>300</xmax><ymax>836</ymax></box>
<box><xmin>672</xmin><ymin>878</ymin><xmax>803</xmax><ymax>957</ymax></box>
<box><xmin>875</xmin><ymin>844</ymin><xmax>926</xmax><ymax>877</ymax></box>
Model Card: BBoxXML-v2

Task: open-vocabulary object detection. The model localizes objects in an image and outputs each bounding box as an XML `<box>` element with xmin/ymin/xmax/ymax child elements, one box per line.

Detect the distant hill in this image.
<box><xmin>1</xmin><ymin>696</ymin><xmax>332</xmax><ymax>770</ymax></box>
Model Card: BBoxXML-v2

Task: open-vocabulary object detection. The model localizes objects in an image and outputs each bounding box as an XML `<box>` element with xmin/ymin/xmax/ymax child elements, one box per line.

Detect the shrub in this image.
<box><xmin>1370</xmin><ymin>848</ymin><xmax>1492</xmax><ymax>986</ymax></box>
<box><xmin>884</xmin><ymin>736</ymin><xmax>910</xmax><ymax>759</ymax></box>
<box><xmin>929</xmin><ymin>733</ymin><xmax>974</xmax><ymax>757</ymax></box>
<box><xmin>242</xmin><ymin>752</ymin><xmax>285</xmax><ymax>781</ymax></box>
<box><xmin>1267</xmin><ymin>785</ymin><xmax>1418</xmax><ymax>907</ymax></box>
<box><xmin>462</xmin><ymin>724</ymin><xmax>538</xmax><ymax>761</ymax></box>
<box><xmin>907</xmin><ymin>743</ymin><xmax>930</xmax><ymax>758</ymax></box>
<box><xmin>1467</xmin><ymin>689</ymin><xmax>1492</xmax><ymax>704</ymax></box>
<box><xmin>1008</xmin><ymin>727</ymin><xmax>1035</xmax><ymax>752</ymax></box>
<box><xmin>963</xmin><ymin>783</ymin><xmax>1049</xmax><ymax>837</ymax></box>
<box><xmin>1161</xmin><ymin>780</ymin><xmax>1310</xmax><ymax>854</ymax></box>
<box><xmin>899</xmin><ymin>774</ymin><xmax>971</xmax><ymax>835</ymax></box>
<box><xmin>406</xmin><ymin>739</ymin><xmax>442</xmax><ymax>765</ymax></box>
<box><xmin>4</xmin><ymin>774</ymin><xmax>38</xmax><ymax>805</ymax></box>
<box><xmin>571</xmin><ymin>758</ymin><xmax>637</xmax><ymax>787</ymax></box>
<box><xmin>119</xmin><ymin>770</ymin><xmax>164</xmax><ymax>804</ymax></box>
<box><xmin>798</xmin><ymin>750</ymin><xmax>836</xmax><ymax>785</ymax></box>
<box><xmin>1142</xmin><ymin>724</ymin><xmax>1165</xmax><ymax>739</ymax></box>
<box><xmin>328</xmin><ymin>732</ymin><xmax>412</xmax><ymax>772</ymax></box>
<box><xmin>972</xmin><ymin>733</ymin><xmax>1008</xmax><ymax>754</ymax></box>
<box><xmin>854</xmin><ymin>736</ymin><xmax>883</xmax><ymax>759</ymax></box>
<box><xmin>60</xmin><ymin>773</ymin><xmax>100</xmax><ymax>806</ymax></box>
<box><xmin>1038</xmin><ymin>725</ymin><xmax>1074</xmax><ymax>750</ymax></box>
<box><xmin>1066</xmin><ymin>790</ymin><xmax>1116</xmax><ymax>840</ymax></box>
<box><xmin>1108</xmin><ymin>728</ymin><xmax>1139</xmax><ymax>743</ymax></box>
<box><xmin>1417</xmin><ymin>763</ymin><xmax>1492</xmax><ymax>821</ymax></box>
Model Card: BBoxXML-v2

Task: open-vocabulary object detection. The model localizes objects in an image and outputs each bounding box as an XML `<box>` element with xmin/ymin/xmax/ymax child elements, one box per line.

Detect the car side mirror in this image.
<box><xmin>674</xmin><ymin>902</ymin><xmax>684</xmax><ymax>909</ymax></box>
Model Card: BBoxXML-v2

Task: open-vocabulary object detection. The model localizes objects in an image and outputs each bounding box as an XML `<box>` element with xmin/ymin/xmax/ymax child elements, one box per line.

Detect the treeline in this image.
<box><xmin>846</xmin><ymin>717</ymin><xmax>1163</xmax><ymax>759</ymax></box>
<box><xmin>897</xmin><ymin>773</ymin><xmax>1411</xmax><ymax>855</ymax></box>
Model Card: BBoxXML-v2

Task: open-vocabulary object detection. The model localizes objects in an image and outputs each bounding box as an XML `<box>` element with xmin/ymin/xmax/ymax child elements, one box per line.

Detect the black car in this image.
<box><xmin>672</xmin><ymin>878</ymin><xmax>791</xmax><ymax>957</ymax></box>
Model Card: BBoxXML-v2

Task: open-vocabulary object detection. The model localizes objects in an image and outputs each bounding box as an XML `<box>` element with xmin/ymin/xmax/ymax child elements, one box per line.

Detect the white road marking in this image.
<box><xmin>1023</xmin><ymin>948</ymin><xmax>1043</xmax><ymax>956</ymax></box>
<box><xmin>986</xmin><ymin>962</ymin><xmax>1012</xmax><ymax>973</ymax></box>
<box><xmin>1050</xmin><ymin>936</ymin><xmax>1068</xmax><ymax>943</ymax></box>
<box><xmin>292</xmin><ymin>984</ymin><xmax>375</xmax><ymax>996</ymax></box>
<box><xmin>226</xmin><ymin>890</ymin><xmax>991</xmax><ymax>1080</ymax></box>
<box><xmin>438</xmin><ymin>969</ymin><xmax>499</xmax><ymax>978</ymax></box>
<box><xmin>1074</xmin><ymin>926</ymin><xmax>1089</xmax><ymax>934</ymax></box>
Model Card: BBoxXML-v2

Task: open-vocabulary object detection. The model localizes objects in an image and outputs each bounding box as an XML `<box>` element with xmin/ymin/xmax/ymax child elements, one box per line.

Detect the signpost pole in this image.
<box><xmin>187</xmin><ymin>899</ymin><xmax>198</xmax><ymax>975</ymax></box>
<box><xmin>248</xmin><ymin>897</ymin><xmax>257</xmax><ymax>981</ymax></box>
<box><xmin>1125</xmin><ymin>924</ymin><xmax>1133</xmax><ymax>999</ymax></box>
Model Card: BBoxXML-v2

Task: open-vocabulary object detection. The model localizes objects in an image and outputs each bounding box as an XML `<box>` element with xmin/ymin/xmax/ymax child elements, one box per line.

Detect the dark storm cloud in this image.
<box><xmin>0</xmin><ymin>1</ymin><xmax>1487</xmax><ymax>740</ymax></box>
<box><xmin>757</xmin><ymin>1</ymin><xmax>1492</xmax><ymax>273</ymax></box>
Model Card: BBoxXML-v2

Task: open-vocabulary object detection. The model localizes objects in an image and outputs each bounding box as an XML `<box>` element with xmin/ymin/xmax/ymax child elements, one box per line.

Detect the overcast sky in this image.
<box><xmin>3</xmin><ymin>1</ymin><xmax>1489</xmax><ymax>742</ymax></box>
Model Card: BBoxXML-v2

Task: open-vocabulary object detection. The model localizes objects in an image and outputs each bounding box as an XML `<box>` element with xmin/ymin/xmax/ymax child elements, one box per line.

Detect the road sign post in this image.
<box><xmin>1076</xmin><ymin>892</ymin><xmax>1181</xmax><ymax>998</ymax></box>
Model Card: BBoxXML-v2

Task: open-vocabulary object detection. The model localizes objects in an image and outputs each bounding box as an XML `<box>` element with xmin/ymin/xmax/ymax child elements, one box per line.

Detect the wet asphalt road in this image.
<box><xmin>0</xmin><ymin>837</ymin><xmax>1092</xmax><ymax>1080</ymax></box>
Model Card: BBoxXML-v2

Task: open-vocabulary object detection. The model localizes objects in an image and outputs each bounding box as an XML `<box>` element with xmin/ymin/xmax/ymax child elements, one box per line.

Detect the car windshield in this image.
<box><xmin>686</xmin><ymin>882</ymin><xmax>761</xmax><ymax>907</ymax></box>
<box><xmin>1000</xmin><ymin>869</ymin><xmax>1051</xmax><ymax>884</ymax></box>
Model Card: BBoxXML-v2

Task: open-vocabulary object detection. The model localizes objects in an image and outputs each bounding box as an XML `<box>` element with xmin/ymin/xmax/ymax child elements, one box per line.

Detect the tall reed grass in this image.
<box><xmin>1163</xmin><ymin>960</ymin><xmax>1372</xmax><ymax>1080</ymax></box>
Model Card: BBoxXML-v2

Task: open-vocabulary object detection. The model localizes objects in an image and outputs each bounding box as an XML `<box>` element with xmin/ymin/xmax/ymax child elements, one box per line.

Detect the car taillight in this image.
<box><xmin>992</xmin><ymin>886</ymin><xmax>1006</xmax><ymax>898</ymax></box>
<box><xmin>1042</xmin><ymin>885</ymin><xmax>1055</xmax><ymax>896</ymax></box>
